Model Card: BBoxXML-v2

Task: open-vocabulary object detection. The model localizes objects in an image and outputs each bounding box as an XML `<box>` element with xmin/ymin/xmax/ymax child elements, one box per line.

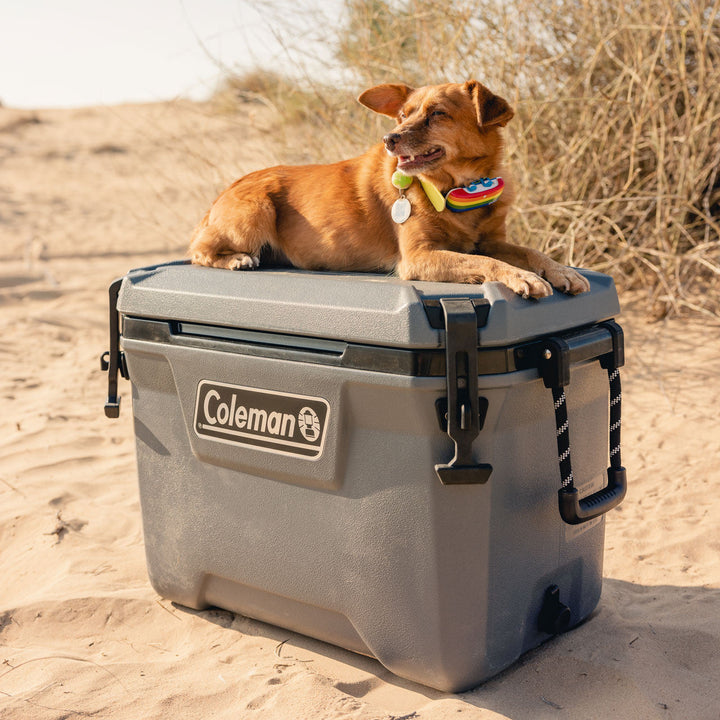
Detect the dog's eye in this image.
<box><xmin>431</xmin><ymin>110</ymin><xmax>447</xmax><ymax>119</ymax></box>
<box><xmin>399</xmin><ymin>111</ymin><xmax>407</xmax><ymax>121</ymax></box>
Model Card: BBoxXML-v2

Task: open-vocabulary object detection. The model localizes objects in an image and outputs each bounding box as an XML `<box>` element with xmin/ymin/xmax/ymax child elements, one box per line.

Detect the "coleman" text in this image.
<box><xmin>202</xmin><ymin>389</ymin><xmax>296</xmax><ymax>437</ymax></box>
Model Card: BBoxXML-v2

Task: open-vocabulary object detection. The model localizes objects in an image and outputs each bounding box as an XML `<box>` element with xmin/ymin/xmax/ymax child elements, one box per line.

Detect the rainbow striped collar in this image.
<box><xmin>391</xmin><ymin>170</ymin><xmax>504</xmax><ymax>215</ymax></box>
<box><xmin>445</xmin><ymin>177</ymin><xmax>504</xmax><ymax>212</ymax></box>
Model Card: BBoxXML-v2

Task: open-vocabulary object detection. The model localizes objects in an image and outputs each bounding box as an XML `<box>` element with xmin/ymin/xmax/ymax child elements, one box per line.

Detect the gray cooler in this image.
<box><xmin>102</xmin><ymin>262</ymin><xmax>626</xmax><ymax>692</ymax></box>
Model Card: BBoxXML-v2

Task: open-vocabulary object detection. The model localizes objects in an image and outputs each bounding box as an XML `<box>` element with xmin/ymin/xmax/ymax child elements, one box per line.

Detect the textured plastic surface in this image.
<box><xmin>117</xmin><ymin>261</ymin><xmax>620</xmax><ymax>348</ymax></box>
<box><xmin>119</xmin><ymin>262</ymin><xmax>619</xmax><ymax>692</ymax></box>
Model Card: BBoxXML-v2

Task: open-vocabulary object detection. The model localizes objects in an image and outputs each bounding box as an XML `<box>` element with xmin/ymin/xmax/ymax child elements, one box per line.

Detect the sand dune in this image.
<box><xmin>1</xmin><ymin>101</ymin><xmax>719</xmax><ymax>719</ymax></box>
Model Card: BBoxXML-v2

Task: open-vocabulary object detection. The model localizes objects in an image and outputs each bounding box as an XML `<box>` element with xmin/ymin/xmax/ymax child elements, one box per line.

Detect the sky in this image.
<box><xmin>0</xmin><ymin>0</ymin><xmax>327</xmax><ymax>108</ymax></box>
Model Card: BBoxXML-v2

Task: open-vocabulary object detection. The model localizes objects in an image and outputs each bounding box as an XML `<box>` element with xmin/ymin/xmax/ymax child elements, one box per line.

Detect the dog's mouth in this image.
<box><xmin>395</xmin><ymin>147</ymin><xmax>445</xmax><ymax>172</ymax></box>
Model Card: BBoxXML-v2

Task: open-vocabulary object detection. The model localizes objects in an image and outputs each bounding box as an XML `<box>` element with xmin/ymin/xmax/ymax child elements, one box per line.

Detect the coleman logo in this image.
<box><xmin>194</xmin><ymin>381</ymin><xmax>329</xmax><ymax>459</ymax></box>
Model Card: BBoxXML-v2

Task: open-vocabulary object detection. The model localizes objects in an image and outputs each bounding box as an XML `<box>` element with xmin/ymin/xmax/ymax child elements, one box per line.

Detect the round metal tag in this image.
<box><xmin>391</xmin><ymin>197</ymin><xmax>411</xmax><ymax>224</ymax></box>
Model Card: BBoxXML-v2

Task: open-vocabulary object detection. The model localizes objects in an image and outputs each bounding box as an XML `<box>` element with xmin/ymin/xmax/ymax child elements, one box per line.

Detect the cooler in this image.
<box><xmin>101</xmin><ymin>262</ymin><xmax>626</xmax><ymax>692</ymax></box>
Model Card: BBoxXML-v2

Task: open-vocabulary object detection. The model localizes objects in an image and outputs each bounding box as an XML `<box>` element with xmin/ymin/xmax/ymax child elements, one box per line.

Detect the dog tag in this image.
<box><xmin>392</xmin><ymin>197</ymin><xmax>411</xmax><ymax>224</ymax></box>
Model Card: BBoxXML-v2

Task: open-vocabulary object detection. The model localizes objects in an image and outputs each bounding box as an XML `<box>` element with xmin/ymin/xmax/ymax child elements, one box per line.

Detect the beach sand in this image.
<box><xmin>1</xmin><ymin>101</ymin><xmax>719</xmax><ymax>720</ymax></box>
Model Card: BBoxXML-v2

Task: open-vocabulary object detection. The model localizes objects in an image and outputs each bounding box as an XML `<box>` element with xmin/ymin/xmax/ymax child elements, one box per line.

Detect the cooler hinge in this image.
<box><xmin>434</xmin><ymin>298</ymin><xmax>492</xmax><ymax>485</ymax></box>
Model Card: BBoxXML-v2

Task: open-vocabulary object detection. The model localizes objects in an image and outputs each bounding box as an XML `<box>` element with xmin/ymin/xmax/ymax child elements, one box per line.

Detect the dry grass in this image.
<box><xmin>222</xmin><ymin>0</ymin><xmax>720</xmax><ymax>318</ymax></box>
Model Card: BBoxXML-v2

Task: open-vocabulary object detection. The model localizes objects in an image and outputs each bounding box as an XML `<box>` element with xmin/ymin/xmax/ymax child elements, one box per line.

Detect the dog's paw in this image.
<box><xmin>544</xmin><ymin>265</ymin><xmax>590</xmax><ymax>295</ymax></box>
<box><xmin>227</xmin><ymin>253</ymin><xmax>260</xmax><ymax>271</ymax></box>
<box><xmin>190</xmin><ymin>252</ymin><xmax>260</xmax><ymax>270</ymax></box>
<box><xmin>503</xmin><ymin>269</ymin><xmax>554</xmax><ymax>299</ymax></box>
<box><xmin>190</xmin><ymin>251</ymin><xmax>260</xmax><ymax>270</ymax></box>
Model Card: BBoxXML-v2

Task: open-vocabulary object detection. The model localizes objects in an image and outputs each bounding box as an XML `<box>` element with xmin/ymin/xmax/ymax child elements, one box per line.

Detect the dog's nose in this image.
<box><xmin>383</xmin><ymin>133</ymin><xmax>401</xmax><ymax>151</ymax></box>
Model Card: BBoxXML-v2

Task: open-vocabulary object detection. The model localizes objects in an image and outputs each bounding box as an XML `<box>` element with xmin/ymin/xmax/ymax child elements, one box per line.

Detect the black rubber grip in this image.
<box><xmin>558</xmin><ymin>466</ymin><xmax>627</xmax><ymax>525</ymax></box>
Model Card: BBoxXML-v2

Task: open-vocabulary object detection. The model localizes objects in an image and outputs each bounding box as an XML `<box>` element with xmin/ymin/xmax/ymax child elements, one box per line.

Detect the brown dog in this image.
<box><xmin>189</xmin><ymin>80</ymin><xmax>589</xmax><ymax>299</ymax></box>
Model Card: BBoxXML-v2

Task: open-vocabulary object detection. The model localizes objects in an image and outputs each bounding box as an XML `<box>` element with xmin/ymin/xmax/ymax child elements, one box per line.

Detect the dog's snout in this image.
<box><xmin>383</xmin><ymin>133</ymin><xmax>401</xmax><ymax>151</ymax></box>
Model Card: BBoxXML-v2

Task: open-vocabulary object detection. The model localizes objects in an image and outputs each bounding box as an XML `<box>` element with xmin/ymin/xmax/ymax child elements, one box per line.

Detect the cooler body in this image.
<box><xmin>109</xmin><ymin>263</ymin><xmax>624</xmax><ymax>692</ymax></box>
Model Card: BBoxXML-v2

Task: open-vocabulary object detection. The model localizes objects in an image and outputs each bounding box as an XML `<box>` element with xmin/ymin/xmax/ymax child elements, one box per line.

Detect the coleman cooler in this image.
<box><xmin>101</xmin><ymin>261</ymin><xmax>626</xmax><ymax>693</ymax></box>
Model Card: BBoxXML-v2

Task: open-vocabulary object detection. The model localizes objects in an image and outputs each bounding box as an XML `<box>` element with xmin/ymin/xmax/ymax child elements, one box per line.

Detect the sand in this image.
<box><xmin>1</xmin><ymin>100</ymin><xmax>719</xmax><ymax>720</ymax></box>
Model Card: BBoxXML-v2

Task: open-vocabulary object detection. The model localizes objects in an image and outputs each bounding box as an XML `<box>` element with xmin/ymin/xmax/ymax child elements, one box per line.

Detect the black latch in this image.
<box><xmin>422</xmin><ymin>297</ymin><xmax>490</xmax><ymax>330</ymax></box>
<box><xmin>434</xmin><ymin>298</ymin><xmax>492</xmax><ymax>485</ymax></box>
<box><xmin>101</xmin><ymin>277</ymin><xmax>128</xmax><ymax>418</ymax></box>
<box><xmin>100</xmin><ymin>350</ymin><xmax>128</xmax><ymax>381</ymax></box>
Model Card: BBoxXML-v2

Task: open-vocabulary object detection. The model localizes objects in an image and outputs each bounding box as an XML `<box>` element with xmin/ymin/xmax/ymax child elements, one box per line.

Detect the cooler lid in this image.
<box><xmin>116</xmin><ymin>261</ymin><xmax>620</xmax><ymax>349</ymax></box>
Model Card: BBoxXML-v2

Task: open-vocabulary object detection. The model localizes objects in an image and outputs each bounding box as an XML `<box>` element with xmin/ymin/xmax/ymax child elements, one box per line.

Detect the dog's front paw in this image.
<box><xmin>503</xmin><ymin>269</ymin><xmax>553</xmax><ymax>299</ymax></box>
<box><xmin>544</xmin><ymin>265</ymin><xmax>590</xmax><ymax>295</ymax></box>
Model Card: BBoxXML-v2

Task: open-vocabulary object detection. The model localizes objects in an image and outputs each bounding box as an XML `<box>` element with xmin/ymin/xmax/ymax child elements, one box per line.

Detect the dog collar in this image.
<box><xmin>446</xmin><ymin>177</ymin><xmax>504</xmax><ymax>212</ymax></box>
<box><xmin>391</xmin><ymin>170</ymin><xmax>503</xmax><ymax>223</ymax></box>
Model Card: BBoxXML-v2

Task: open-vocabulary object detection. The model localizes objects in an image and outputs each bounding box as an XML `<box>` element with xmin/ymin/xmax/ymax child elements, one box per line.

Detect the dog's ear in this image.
<box><xmin>464</xmin><ymin>80</ymin><xmax>514</xmax><ymax>128</ymax></box>
<box><xmin>358</xmin><ymin>84</ymin><xmax>414</xmax><ymax>118</ymax></box>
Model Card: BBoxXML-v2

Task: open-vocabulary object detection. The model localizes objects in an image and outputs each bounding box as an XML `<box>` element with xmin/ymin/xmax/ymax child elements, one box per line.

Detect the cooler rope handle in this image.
<box><xmin>551</xmin><ymin>361</ymin><xmax>626</xmax><ymax>525</ymax></box>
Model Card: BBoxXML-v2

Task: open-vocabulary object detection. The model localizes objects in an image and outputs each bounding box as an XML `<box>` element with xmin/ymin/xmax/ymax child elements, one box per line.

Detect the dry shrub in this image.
<box><xmin>224</xmin><ymin>0</ymin><xmax>720</xmax><ymax>317</ymax></box>
<box><xmin>507</xmin><ymin>0</ymin><xmax>720</xmax><ymax>318</ymax></box>
<box><xmin>213</xmin><ymin>69</ymin><xmax>314</xmax><ymax>122</ymax></box>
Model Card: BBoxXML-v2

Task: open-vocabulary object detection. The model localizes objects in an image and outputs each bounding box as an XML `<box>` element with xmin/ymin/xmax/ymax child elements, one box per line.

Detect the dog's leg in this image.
<box><xmin>479</xmin><ymin>240</ymin><xmax>591</xmax><ymax>295</ymax></box>
<box><xmin>396</xmin><ymin>244</ymin><xmax>554</xmax><ymax>298</ymax></box>
<box><xmin>189</xmin><ymin>195</ymin><xmax>277</xmax><ymax>270</ymax></box>
<box><xmin>191</xmin><ymin>227</ymin><xmax>261</xmax><ymax>270</ymax></box>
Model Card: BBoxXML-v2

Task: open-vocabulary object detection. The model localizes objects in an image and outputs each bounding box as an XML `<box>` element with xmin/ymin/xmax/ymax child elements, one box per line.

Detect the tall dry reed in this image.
<box><xmin>220</xmin><ymin>0</ymin><xmax>720</xmax><ymax>317</ymax></box>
